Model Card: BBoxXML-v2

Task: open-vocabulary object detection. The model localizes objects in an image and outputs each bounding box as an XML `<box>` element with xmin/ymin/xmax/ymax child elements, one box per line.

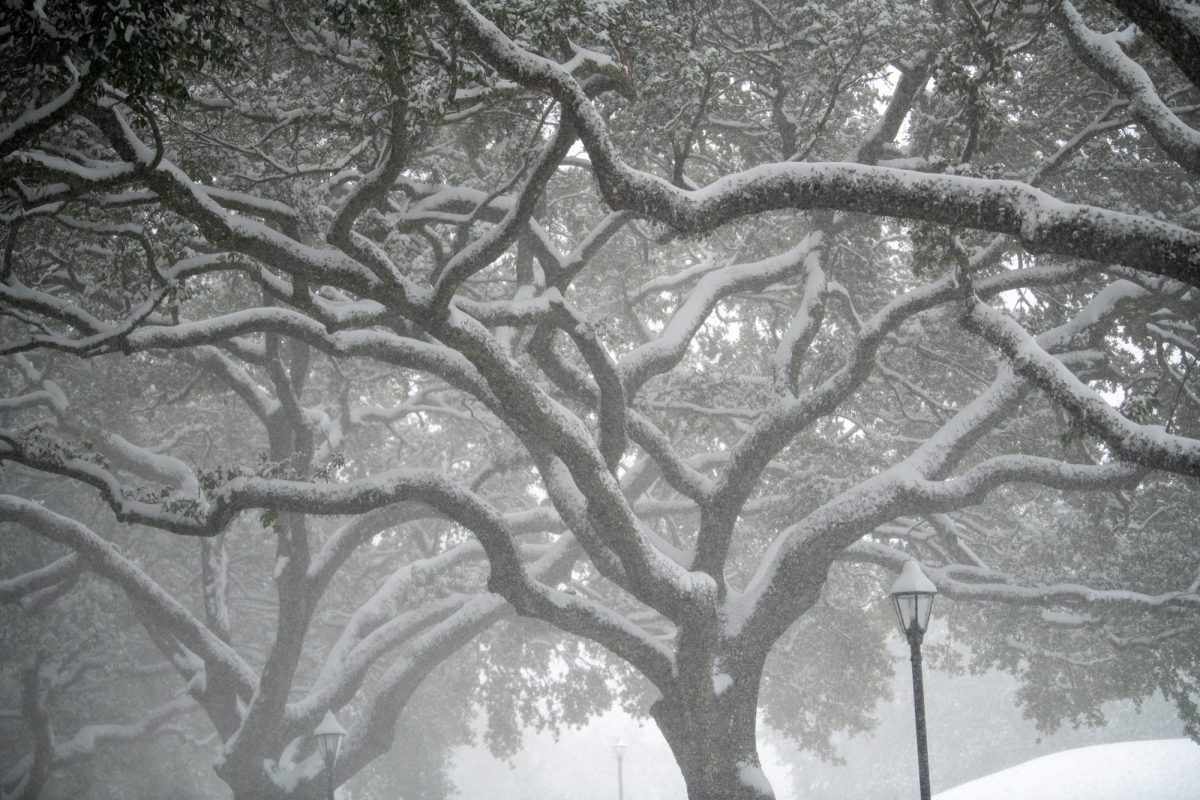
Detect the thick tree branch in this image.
<box><xmin>1055</xmin><ymin>0</ymin><xmax>1200</xmax><ymax>175</ymax></box>
<box><xmin>438</xmin><ymin>0</ymin><xmax>1200</xmax><ymax>288</ymax></box>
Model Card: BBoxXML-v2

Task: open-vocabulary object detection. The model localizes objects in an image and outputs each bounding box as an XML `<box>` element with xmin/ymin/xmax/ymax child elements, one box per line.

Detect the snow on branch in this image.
<box><xmin>732</xmin><ymin>454</ymin><xmax>1143</xmax><ymax>645</ymax></box>
<box><xmin>620</xmin><ymin>233</ymin><xmax>823</xmax><ymax>395</ymax></box>
<box><xmin>438</xmin><ymin>0</ymin><xmax>1200</xmax><ymax>289</ymax></box>
<box><xmin>1102</xmin><ymin>0</ymin><xmax>1200</xmax><ymax>88</ymax></box>
<box><xmin>0</xmin><ymin>496</ymin><xmax>256</xmax><ymax>697</ymax></box>
<box><xmin>1055</xmin><ymin>0</ymin><xmax>1200</xmax><ymax>175</ymax></box>
<box><xmin>0</xmin><ymin>554</ymin><xmax>81</xmax><ymax>607</ymax></box>
<box><xmin>50</xmin><ymin>695</ymin><xmax>202</xmax><ymax>765</ymax></box>
<box><xmin>1</xmin><ymin>680</ymin><xmax>201</xmax><ymax>800</ymax></box>
<box><xmin>963</xmin><ymin>298</ymin><xmax>1200</xmax><ymax>478</ymax></box>
<box><xmin>847</xmin><ymin>539</ymin><xmax>1200</xmax><ymax>612</ymax></box>
<box><xmin>430</xmin><ymin>120</ymin><xmax>577</xmax><ymax>311</ymax></box>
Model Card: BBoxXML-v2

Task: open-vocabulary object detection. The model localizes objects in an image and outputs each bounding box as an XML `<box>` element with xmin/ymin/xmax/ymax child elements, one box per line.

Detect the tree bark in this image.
<box><xmin>651</xmin><ymin>676</ymin><xmax>774</xmax><ymax>800</ymax></box>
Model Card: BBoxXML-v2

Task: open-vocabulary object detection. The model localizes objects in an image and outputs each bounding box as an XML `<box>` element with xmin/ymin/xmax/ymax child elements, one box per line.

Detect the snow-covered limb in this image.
<box><xmin>311</xmin><ymin>541</ymin><xmax>489</xmax><ymax>680</ymax></box>
<box><xmin>1054</xmin><ymin>0</ymin><xmax>1200</xmax><ymax>175</ymax></box>
<box><xmin>626</xmin><ymin>248</ymin><xmax>726</xmax><ymax>301</ymax></box>
<box><xmin>435</xmin><ymin>310</ymin><xmax>720</xmax><ymax>626</ymax></box>
<box><xmin>438</xmin><ymin>0</ymin><xmax>1200</xmax><ymax>288</ymax></box>
<box><xmin>0</xmin><ymin>62</ymin><xmax>95</xmax><ymax>157</ymax></box>
<box><xmin>6</xmin><ymin>148</ymin><xmax>137</xmax><ymax>189</ymax></box>
<box><xmin>1</xmin><ymin>667</ymin><xmax>200</xmax><ymax>800</ymax></box>
<box><xmin>620</xmin><ymin>233</ymin><xmax>823</xmax><ymax>395</ymax></box>
<box><xmin>0</xmin><ymin>389</ymin><xmax>65</xmax><ymax>415</ymax></box>
<box><xmin>0</xmin><ymin>554</ymin><xmax>81</xmax><ymax>606</ymax></box>
<box><xmin>691</xmin><ymin>259</ymin><xmax>1106</xmax><ymax>578</ymax></box>
<box><xmin>307</xmin><ymin>504</ymin><xmax>438</xmax><ymax>588</ymax></box>
<box><xmin>527</xmin><ymin>317</ymin><xmax>716</xmax><ymax>503</ymax></box>
<box><xmin>0</xmin><ymin>254</ymin><xmax>254</xmax><ymax>359</ymax></box>
<box><xmin>626</xmin><ymin>412</ymin><xmax>715</xmax><ymax>502</ymax></box>
<box><xmin>47</xmin><ymin>694</ymin><xmax>202</xmax><ymax>765</ymax></box>
<box><xmin>845</xmin><ymin>539</ymin><xmax>1200</xmax><ymax>612</ymax></box>
<box><xmin>122</xmin><ymin>310</ymin><xmax>484</xmax><ymax>395</ymax></box>
<box><xmin>367</xmin><ymin>473</ymin><xmax>679</xmax><ymax>685</ymax></box>
<box><xmin>201</xmin><ymin>535</ymin><xmax>231</xmax><ymax>644</ymax></box>
<box><xmin>901</xmin><ymin>278</ymin><xmax>1148</xmax><ymax>479</ymax></box>
<box><xmin>431</xmin><ymin>119</ymin><xmax>577</xmax><ymax>311</ymax></box>
<box><xmin>289</xmin><ymin>594</ymin><xmax>468</xmax><ymax>732</ymax></box>
<box><xmin>525</xmin><ymin>296</ymin><xmax>629</xmax><ymax>470</ymax></box>
<box><xmin>0</xmin><ymin>279</ymin><xmax>111</xmax><ymax>344</ymax></box>
<box><xmin>1102</xmin><ymin>0</ymin><xmax>1200</xmax><ymax>87</ymax></box>
<box><xmin>772</xmin><ymin>242</ymin><xmax>829</xmax><ymax>394</ymax></box>
<box><xmin>0</xmin><ymin>283</ymin><xmax>171</xmax><ymax>358</ymax></box>
<box><xmin>732</xmin><ymin>454</ymin><xmax>1143</xmax><ymax>644</ymax></box>
<box><xmin>546</xmin><ymin>210</ymin><xmax>630</xmax><ymax>289</ymax></box>
<box><xmin>0</xmin><ymin>430</ymin><xmax>222</xmax><ymax>536</ymax></box>
<box><xmin>729</xmin><ymin>275</ymin><xmax>1162</xmax><ymax>635</ymax></box>
<box><xmin>853</xmin><ymin>52</ymin><xmax>932</xmax><ymax>165</ymax></box>
<box><xmin>0</xmin><ymin>496</ymin><xmax>256</xmax><ymax>698</ymax></box>
<box><xmin>963</xmin><ymin>298</ymin><xmax>1200</xmax><ymax>478</ymax></box>
<box><xmin>195</xmin><ymin>347</ymin><xmax>280</xmax><ymax>426</ymax></box>
<box><xmin>96</xmin><ymin>431</ymin><xmax>201</xmax><ymax>499</ymax></box>
<box><xmin>326</xmin><ymin>103</ymin><xmax>413</xmax><ymax>287</ymax></box>
<box><xmin>334</xmin><ymin>595</ymin><xmax>509</xmax><ymax>781</ymax></box>
<box><xmin>695</xmin><ymin>268</ymin><xmax>972</xmax><ymax>574</ymax></box>
<box><xmin>127</xmin><ymin>153</ymin><xmax>387</xmax><ymax>296</ymax></box>
<box><xmin>900</xmin><ymin>365</ymin><xmax>1029</xmax><ymax>480</ymax></box>
<box><xmin>1003</xmin><ymin>636</ymin><xmax>1119</xmax><ymax>669</ymax></box>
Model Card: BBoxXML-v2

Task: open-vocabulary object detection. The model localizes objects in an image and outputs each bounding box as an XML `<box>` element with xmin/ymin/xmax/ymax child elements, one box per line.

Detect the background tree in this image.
<box><xmin>2</xmin><ymin>1</ymin><xmax>1200</xmax><ymax>799</ymax></box>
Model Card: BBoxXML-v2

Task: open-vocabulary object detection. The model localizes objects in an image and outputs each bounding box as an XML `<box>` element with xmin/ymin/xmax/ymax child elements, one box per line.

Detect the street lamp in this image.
<box><xmin>314</xmin><ymin>710</ymin><xmax>346</xmax><ymax>800</ymax></box>
<box><xmin>613</xmin><ymin>739</ymin><xmax>627</xmax><ymax>800</ymax></box>
<box><xmin>889</xmin><ymin>560</ymin><xmax>937</xmax><ymax>800</ymax></box>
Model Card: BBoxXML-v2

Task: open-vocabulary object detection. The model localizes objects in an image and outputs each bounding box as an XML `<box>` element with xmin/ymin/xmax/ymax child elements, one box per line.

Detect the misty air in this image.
<box><xmin>2</xmin><ymin>1</ymin><xmax>1199</xmax><ymax>798</ymax></box>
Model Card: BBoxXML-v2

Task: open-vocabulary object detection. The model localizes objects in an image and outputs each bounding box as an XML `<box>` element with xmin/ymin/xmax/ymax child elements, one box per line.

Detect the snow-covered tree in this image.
<box><xmin>3</xmin><ymin>1</ymin><xmax>1199</xmax><ymax>798</ymax></box>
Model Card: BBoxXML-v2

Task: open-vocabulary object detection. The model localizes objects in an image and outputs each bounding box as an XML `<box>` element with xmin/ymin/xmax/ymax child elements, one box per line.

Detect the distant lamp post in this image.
<box><xmin>314</xmin><ymin>710</ymin><xmax>347</xmax><ymax>800</ymax></box>
<box><xmin>890</xmin><ymin>560</ymin><xmax>938</xmax><ymax>800</ymax></box>
<box><xmin>613</xmin><ymin>739</ymin><xmax>627</xmax><ymax>800</ymax></box>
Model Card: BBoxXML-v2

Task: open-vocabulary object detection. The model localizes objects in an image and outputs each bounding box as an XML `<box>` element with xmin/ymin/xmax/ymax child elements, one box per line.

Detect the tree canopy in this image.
<box><xmin>2</xmin><ymin>1</ymin><xmax>1199</xmax><ymax>798</ymax></box>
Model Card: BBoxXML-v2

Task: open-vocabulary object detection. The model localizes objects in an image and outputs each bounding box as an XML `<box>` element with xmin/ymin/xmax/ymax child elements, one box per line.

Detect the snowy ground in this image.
<box><xmin>450</xmin><ymin>722</ymin><xmax>1198</xmax><ymax>800</ymax></box>
<box><xmin>934</xmin><ymin>739</ymin><xmax>1200</xmax><ymax>800</ymax></box>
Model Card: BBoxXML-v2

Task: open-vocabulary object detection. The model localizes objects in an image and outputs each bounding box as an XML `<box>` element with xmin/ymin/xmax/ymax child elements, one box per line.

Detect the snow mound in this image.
<box><xmin>935</xmin><ymin>739</ymin><xmax>1200</xmax><ymax>800</ymax></box>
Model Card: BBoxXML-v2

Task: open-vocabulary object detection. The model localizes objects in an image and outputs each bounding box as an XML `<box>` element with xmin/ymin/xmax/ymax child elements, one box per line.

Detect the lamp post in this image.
<box><xmin>889</xmin><ymin>560</ymin><xmax>938</xmax><ymax>800</ymax></box>
<box><xmin>314</xmin><ymin>710</ymin><xmax>346</xmax><ymax>800</ymax></box>
<box><xmin>613</xmin><ymin>739</ymin><xmax>626</xmax><ymax>800</ymax></box>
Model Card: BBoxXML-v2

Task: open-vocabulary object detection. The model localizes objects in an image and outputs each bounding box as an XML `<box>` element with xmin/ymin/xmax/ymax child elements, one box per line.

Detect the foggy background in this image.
<box><xmin>448</xmin><ymin>626</ymin><xmax>1187</xmax><ymax>800</ymax></box>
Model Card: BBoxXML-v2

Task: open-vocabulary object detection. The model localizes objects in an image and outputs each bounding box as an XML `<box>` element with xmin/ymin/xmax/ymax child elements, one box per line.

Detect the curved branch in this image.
<box><xmin>1102</xmin><ymin>0</ymin><xmax>1200</xmax><ymax>88</ymax></box>
<box><xmin>438</xmin><ymin>0</ymin><xmax>1200</xmax><ymax>288</ymax></box>
<box><xmin>0</xmin><ymin>496</ymin><xmax>256</xmax><ymax>697</ymax></box>
<box><xmin>962</xmin><ymin>297</ymin><xmax>1200</xmax><ymax>478</ymax></box>
<box><xmin>1055</xmin><ymin>0</ymin><xmax>1200</xmax><ymax>175</ymax></box>
<box><xmin>847</xmin><ymin>539</ymin><xmax>1200</xmax><ymax>611</ymax></box>
<box><xmin>0</xmin><ymin>554</ymin><xmax>81</xmax><ymax>606</ymax></box>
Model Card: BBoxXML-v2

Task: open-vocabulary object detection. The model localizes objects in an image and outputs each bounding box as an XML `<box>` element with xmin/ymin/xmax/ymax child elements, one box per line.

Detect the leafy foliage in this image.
<box><xmin>2</xmin><ymin>1</ymin><xmax>1200</xmax><ymax>799</ymax></box>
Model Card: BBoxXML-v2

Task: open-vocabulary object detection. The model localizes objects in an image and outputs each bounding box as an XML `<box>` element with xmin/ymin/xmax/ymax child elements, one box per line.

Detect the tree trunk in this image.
<box><xmin>651</xmin><ymin>683</ymin><xmax>775</xmax><ymax>800</ymax></box>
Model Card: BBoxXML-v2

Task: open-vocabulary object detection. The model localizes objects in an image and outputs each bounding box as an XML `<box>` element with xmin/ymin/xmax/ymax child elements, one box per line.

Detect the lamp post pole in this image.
<box><xmin>906</xmin><ymin>625</ymin><xmax>931</xmax><ymax>800</ymax></box>
<box><xmin>889</xmin><ymin>560</ymin><xmax>938</xmax><ymax>800</ymax></box>
<box><xmin>614</xmin><ymin>739</ymin><xmax>626</xmax><ymax>800</ymax></box>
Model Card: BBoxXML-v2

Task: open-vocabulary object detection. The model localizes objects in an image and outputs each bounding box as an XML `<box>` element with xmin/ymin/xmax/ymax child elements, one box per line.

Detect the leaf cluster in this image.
<box><xmin>2</xmin><ymin>0</ymin><xmax>246</xmax><ymax>109</ymax></box>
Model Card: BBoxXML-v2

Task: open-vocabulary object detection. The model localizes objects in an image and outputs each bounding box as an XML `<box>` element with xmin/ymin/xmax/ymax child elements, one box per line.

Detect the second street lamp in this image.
<box><xmin>314</xmin><ymin>710</ymin><xmax>347</xmax><ymax>800</ymax></box>
<box><xmin>613</xmin><ymin>739</ymin><xmax>626</xmax><ymax>800</ymax></box>
<box><xmin>890</xmin><ymin>560</ymin><xmax>938</xmax><ymax>800</ymax></box>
